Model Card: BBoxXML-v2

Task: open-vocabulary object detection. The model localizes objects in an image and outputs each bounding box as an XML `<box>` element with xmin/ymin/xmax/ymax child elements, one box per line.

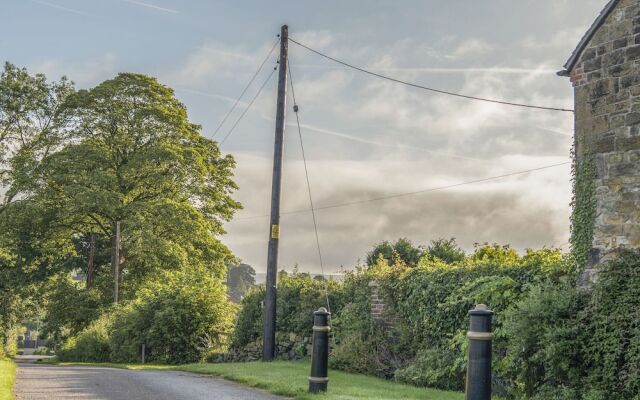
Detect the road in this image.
<box><xmin>14</xmin><ymin>356</ymin><xmax>286</xmax><ymax>400</ymax></box>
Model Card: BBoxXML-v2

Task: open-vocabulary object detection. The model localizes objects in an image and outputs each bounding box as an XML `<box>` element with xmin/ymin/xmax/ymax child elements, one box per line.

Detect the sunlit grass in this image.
<box><xmin>0</xmin><ymin>359</ymin><xmax>16</xmax><ymax>400</ymax></box>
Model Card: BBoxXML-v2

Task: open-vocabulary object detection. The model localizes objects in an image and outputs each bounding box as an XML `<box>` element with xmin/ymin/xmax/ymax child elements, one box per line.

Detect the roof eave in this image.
<box><xmin>559</xmin><ymin>0</ymin><xmax>621</xmax><ymax>77</ymax></box>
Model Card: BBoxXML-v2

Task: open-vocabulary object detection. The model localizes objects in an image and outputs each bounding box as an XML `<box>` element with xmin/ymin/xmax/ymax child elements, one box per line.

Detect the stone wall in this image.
<box><xmin>368</xmin><ymin>281</ymin><xmax>386</xmax><ymax>320</ymax></box>
<box><xmin>569</xmin><ymin>0</ymin><xmax>640</xmax><ymax>280</ymax></box>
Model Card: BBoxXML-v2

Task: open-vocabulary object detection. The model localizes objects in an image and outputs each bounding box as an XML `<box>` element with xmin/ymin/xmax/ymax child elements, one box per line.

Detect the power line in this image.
<box><xmin>288</xmin><ymin>58</ymin><xmax>331</xmax><ymax>313</ymax></box>
<box><xmin>219</xmin><ymin>66</ymin><xmax>277</xmax><ymax>146</ymax></box>
<box><xmin>213</xmin><ymin>39</ymin><xmax>279</xmax><ymax>138</ymax></box>
<box><xmin>234</xmin><ymin>161</ymin><xmax>571</xmax><ymax>220</ymax></box>
<box><xmin>289</xmin><ymin>37</ymin><xmax>574</xmax><ymax>113</ymax></box>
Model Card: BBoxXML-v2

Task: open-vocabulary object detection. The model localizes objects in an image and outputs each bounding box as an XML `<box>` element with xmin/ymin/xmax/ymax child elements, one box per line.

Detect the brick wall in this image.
<box><xmin>571</xmin><ymin>0</ymin><xmax>640</xmax><ymax>281</ymax></box>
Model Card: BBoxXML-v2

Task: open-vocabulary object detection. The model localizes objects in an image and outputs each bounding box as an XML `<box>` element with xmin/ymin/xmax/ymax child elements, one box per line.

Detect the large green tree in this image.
<box><xmin>0</xmin><ymin>62</ymin><xmax>74</xmax><ymax>354</ymax></box>
<box><xmin>2</xmin><ymin>71</ymin><xmax>241</xmax><ymax>337</ymax></box>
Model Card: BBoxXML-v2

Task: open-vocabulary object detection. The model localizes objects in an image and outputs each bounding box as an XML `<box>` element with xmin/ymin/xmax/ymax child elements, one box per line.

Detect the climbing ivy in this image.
<box><xmin>570</xmin><ymin>148</ymin><xmax>597</xmax><ymax>269</ymax></box>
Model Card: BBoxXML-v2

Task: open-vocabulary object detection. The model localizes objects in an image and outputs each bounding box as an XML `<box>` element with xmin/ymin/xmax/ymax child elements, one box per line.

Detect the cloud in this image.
<box><xmin>448</xmin><ymin>38</ymin><xmax>495</xmax><ymax>59</ymax></box>
<box><xmin>30</xmin><ymin>0</ymin><xmax>87</xmax><ymax>15</ymax></box>
<box><xmin>121</xmin><ymin>0</ymin><xmax>179</xmax><ymax>14</ymax></box>
<box><xmin>223</xmin><ymin>152</ymin><xmax>571</xmax><ymax>273</ymax></box>
<box><xmin>29</xmin><ymin>54</ymin><xmax>117</xmax><ymax>87</ymax></box>
<box><xmin>295</xmin><ymin>64</ymin><xmax>559</xmax><ymax>75</ymax></box>
<box><xmin>167</xmin><ymin>41</ymin><xmax>279</xmax><ymax>88</ymax></box>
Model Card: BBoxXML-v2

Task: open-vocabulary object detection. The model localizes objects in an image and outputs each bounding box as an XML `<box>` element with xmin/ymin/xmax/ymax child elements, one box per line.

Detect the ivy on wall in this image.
<box><xmin>570</xmin><ymin>149</ymin><xmax>597</xmax><ymax>269</ymax></box>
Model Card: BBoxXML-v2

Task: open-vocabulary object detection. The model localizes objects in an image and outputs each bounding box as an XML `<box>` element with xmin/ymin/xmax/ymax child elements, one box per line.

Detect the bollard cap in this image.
<box><xmin>468</xmin><ymin>303</ymin><xmax>494</xmax><ymax>317</ymax></box>
<box><xmin>314</xmin><ymin>307</ymin><xmax>331</xmax><ymax>316</ymax></box>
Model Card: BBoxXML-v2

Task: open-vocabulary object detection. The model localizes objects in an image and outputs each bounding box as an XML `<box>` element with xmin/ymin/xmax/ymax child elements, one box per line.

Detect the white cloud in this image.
<box><xmin>448</xmin><ymin>38</ymin><xmax>495</xmax><ymax>59</ymax></box>
<box><xmin>29</xmin><ymin>53</ymin><xmax>117</xmax><ymax>87</ymax></box>
<box><xmin>224</xmin><ymin>151</ymin><xmax>571</xmax><ymax>273</ymax></box>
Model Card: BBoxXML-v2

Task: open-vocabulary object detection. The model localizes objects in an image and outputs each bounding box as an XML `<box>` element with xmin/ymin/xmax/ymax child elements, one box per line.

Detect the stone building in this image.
<box><xmin>558</xmin><ymin>0</ymin><xmax>640</xmax><ymax>282</ymax></box>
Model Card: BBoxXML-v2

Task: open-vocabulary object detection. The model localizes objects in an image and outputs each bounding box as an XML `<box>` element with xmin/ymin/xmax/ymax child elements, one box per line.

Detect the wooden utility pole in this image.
<box><xmin>113</xmin><ymin>221</ymin><xmax>121</xmax><ymax>303</ymax></box>
<box><xmin>263</xmin><ymin>24</ymin><xmax>288</xmax><ymax>361</ymax></box>
<box><xmin>86</xmin><ymin>233</ymin><xmax>96</xmax><ymax>289</ymax></box>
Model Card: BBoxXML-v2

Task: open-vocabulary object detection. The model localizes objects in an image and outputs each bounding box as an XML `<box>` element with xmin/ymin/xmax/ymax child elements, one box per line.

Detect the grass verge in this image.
<box><xmin>0</xmin><ymin>359</ymin><xmax>16</xmax><ymax>400</ymax></box>
<box><xmin>49</xmin><ymin>359</ymin><xmax>463</xmax><ymax>400</ymax></box>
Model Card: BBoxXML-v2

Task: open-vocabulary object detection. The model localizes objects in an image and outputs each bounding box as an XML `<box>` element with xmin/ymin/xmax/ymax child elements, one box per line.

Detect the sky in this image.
<box><xmin>1</xmin><ymin>0</ymin><xmax>610</xmax><ymax>274</ymax></box>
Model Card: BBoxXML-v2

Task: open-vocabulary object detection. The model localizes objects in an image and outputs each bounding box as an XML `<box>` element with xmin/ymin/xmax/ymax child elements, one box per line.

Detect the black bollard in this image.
<box><xmin>308</xmin><ymin>307</ymin><xmax>331</xmax><ymax>393</ymax></box>
<box><xmin>465</xmin><ymin>304</ymin><xmax>493</xmax><ymax>400</ymax></box>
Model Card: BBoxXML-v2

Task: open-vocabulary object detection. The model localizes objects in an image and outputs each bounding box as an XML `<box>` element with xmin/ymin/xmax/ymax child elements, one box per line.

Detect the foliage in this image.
<box><xmin>56</xmin><ymin>266</ymin><xmax>236</xmax><ymax>365</ymax></box>
<box><xmin>334</xmin><ymin>245</ymin><xmax>574</xmax><ymax>393</ymax></box>
<box><xmin>502</xmin><ymin>281</ymin><xmax>587</xmax><ymax>398</ymax></box>
<box><xmin>1</xmin><ymin>71</ymin><xmax>241</xmax><ymax>321</ymax></box>
<box><xmin>57</xmin><ymin>313</ymin><xmax>112</xmax><ymax>362</ymax></box>
<box><xmin>366</xmin><ymin>238</ymin><xmax>423</xmax><ymax>267</ymax></box>
<box><xmin>425</xmin><ymin>238</ymin><xmax>465</xmax><ymax>263</ymax></box>
<box><xmin>40</xmin><ymin>276</ymin><xmax>103</xmax><ymax>344</ymax></box>
<box><xmin>230</xmin><ymin>286</ymin><xmax>264</xmax><ymax>349</ymax></box>
<box><xmin>0</xmin><ymin>67</ymin><xmax>241</xmax><ymax>361</ymax></box>
<box><xmin>230</xmin><ymin>269</ymin><xmax>346</xmax><ymax>351</ymax></box>
<box><xmin>227</xmin><ymin>263</ymin><xmax>256</xmax><ymax>303</ymax></box>
<box><xmin>570</xmin><ymin>154</ymin><xmax>596</xmax><ymax>268</ymax></box>
<box><xmin>109</xmin><ymin>266</ymin><xmax>235</xmax><ymax>364</ymax></box>
<box><xmin>584</xmin><ymin>250</ymin><xmax>640</xmax><ymax>398</ymax></box>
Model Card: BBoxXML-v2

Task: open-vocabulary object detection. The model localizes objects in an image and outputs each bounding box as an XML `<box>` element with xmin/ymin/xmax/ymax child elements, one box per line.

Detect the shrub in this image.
<box><xmin>395</xmin><ymin>346</ymin><xmax>464</xmax><ymax>391</ymax></box>
<box><xmin>57</xmin><ymin>313</ymin><xmax>112</xmax><ymax>362</ymax></box>
<box><xmin>230</xmin><ymin>269</ymin><xmax>349</xmax><ymax>351</ymax></box>
<box><xmin>501</xmin><ymin>281</ymin><xmax>586</xmax><ymax>398</ymax></box>
<box><xmin>110</xmin><ymin>266</ymin><xmax>235</xmax><ymax>364</ymax></box>
<box><xmin>41</xmin><ymin>276</ymin><xmax>103</xmax><ymax>345</ymax></box>
<box><xmin>584</xmin><ymin>250</ymin><xmax>640</xmax><ymax>398</ymax></box>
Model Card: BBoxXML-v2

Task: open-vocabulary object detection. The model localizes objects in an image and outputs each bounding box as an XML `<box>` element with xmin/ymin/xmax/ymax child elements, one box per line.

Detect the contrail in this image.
<box><xmin>30</xmin><ymin>0</ymin><xmax>87</xmax><ymax>15</ymax></box>
<box><xmin>122</xmin><ymin>0</ymin><xmax>179</xmax><ymax>14</ymax></box>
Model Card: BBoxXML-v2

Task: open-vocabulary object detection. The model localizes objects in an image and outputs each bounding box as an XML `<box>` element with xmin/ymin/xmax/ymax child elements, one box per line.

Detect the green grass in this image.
<box><xmin>0</xmin><ymin>359</ymin><xmax>16</xmax><ymax>400</ymax></box>
<box><xmin>50</xmin><ymin>359</ymin><xmax>463</xmax><ymax>400</ymax></box>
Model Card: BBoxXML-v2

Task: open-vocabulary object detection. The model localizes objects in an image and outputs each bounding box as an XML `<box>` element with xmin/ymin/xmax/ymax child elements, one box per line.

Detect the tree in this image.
<box><xmin>0</xmin><ymin>62</ymin><xmax>74</xmax><ymax>204</ymax></box>
<box><xmin>0</xmin><ymin>63</ymin><xmax>74</xmax><ymax>354</ymax></box>
<box><xmin>366</xmin><ymin>238</ymin><xmax>423</xmax><ymax>267</ymax></box>
<box><xmin>227</xmin><ymin>263</ymin><xmax>256</xmax><ymax>302</ymax></box>
<box><xmin>425</xmin><ymin>238</ymin><xmax>465</xmax><ymax>263</ymax></box>
<box><xmin>3</xmin><ymin>72</ymin><xmax>241</xmax><ymax>308</ymax></box>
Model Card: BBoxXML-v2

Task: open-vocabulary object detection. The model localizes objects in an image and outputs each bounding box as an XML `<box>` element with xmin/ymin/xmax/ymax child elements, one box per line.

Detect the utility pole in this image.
<box><xmin>113</xmin><ymin>221</ymin><xmax>120</xmax><ymax>303</ymax></box>
<box><xmin>87</xmin><ymin>233</ymin><xmax>96</xmax><ymax>289</ymax></box>
<box><xmin>263</xmin><ymin>24</ymin><xmax>288</xmax><ymax>361</ymax></box>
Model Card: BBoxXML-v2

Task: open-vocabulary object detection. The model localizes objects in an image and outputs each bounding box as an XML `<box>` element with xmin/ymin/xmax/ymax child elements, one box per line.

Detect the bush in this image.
<box><xmin>41</xmin><ymin>276</ymin><xmax>104</xmax><ymax>345</ymax></box>
<box><xmin>57</xmin><ymin>266</ymin><xmax>236</xmax><ymax>365</ymax></box>
<box><xmin>33</xmin><ymin>347</ymin><xmax>53</xmax><ymax>356</ymax></box>
<box><xmin>395</xmin><ymin>347</ymin><xmax>464</xmax><ymax>391</ymax></box>
<box><xmin>57</xmin><ymin>313</ymin><xmax>112</xmax><ymax>362</ymax></box>
<box><xmin>583</xmin><ymin>250</ymin><xmax>640</xmax><ymax>399</ymax></box>
<box><xmin>327</xmin><ymin>245</ymin><xmax>575</xmax><ymax>394</ymax></box>
<box><xmin>110</xmin><ymin>266</ymin><xmax>235</xmax><ymax>364</ymax></box>
<box><xmin>501</xmin><ymin>281</ymin><xmax>586</xmax><ymax>398</ymax></box>
<box><xmin>230</xmin><ymin>269</ymin><xmax>349</xmax><ymax>352</ymax></box>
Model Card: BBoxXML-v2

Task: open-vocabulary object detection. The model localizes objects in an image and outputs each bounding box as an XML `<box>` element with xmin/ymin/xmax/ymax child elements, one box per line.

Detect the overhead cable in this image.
<box><xmin>213</xmin><ymin>39</ymin><xmax>280</xmax><ymax>138</ymax></box>
<box><xmin>219</xmin><ymin>66</ymin><xmax>277</xmax><ymax>146</ymax></box>
<box><xmin>234</xmin><ymin>161</ymin><xmax>571</xmax><ymax>220</ymax></box>
<box><xmin>288</xmin><ymin>59</ymin><xmax>331</xmax><ymax>312</ymax></box>
<box><xmin>289</xmin><ymin>37</ymin><xmax>574</xmax><ymax>113</ymax></box>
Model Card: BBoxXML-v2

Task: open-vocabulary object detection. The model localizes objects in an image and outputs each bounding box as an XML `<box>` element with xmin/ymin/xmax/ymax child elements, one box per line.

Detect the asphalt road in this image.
<box><xmin>14</xmin><ymin>357</ymin><xmax>286</xmax><ymax>400</ymax></box>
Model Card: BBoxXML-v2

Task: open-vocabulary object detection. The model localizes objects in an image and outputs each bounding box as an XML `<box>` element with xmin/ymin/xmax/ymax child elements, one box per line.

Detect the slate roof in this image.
<box><xmin>557</xmin><ymin>0</ymin><xmax>622</xmax><ymax>76</ymax></box>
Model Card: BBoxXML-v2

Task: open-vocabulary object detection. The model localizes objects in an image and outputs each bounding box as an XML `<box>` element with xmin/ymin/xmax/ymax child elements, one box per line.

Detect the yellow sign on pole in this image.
<box><xmin>271</xmin><ymin>224</ymin><xmax>280</xmax><ymax>239</ymax></box>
